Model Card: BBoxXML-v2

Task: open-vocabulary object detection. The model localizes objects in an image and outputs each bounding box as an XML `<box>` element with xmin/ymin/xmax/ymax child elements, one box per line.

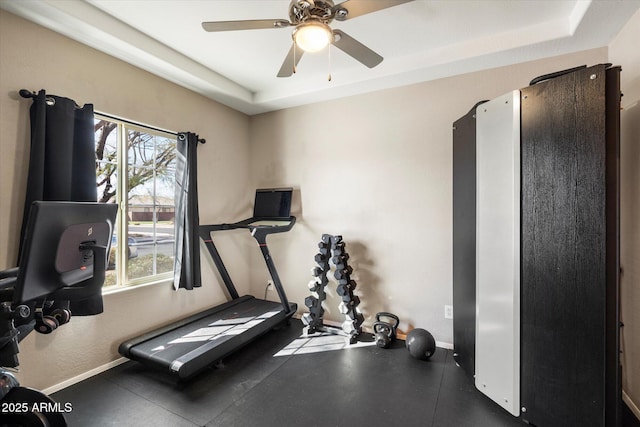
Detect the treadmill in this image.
<box><xmin>119</xmin><ymin>188</ymin><xmax>297</xmax><ymax>379</ymax></box>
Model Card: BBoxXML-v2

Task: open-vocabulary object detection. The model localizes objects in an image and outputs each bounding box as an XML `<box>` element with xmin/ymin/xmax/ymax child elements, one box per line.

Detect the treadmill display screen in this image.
<box><xmin>253</xmin><ymin>188</ymin><xmax>292</xmax><ymax>218</ymax></box>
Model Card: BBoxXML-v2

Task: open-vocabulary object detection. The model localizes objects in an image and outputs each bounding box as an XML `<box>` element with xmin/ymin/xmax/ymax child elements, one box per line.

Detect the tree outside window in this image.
<box><xmin>94</xmin><ymin>117</ymin><xmax>176</xmax><ymax>288</ymax></box>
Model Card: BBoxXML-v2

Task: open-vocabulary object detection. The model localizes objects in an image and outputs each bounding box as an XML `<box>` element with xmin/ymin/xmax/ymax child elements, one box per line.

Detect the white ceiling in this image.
<box><xmin>2</xmin><ymin>0</ymin><xmax>638</xmax><ymax>115</ymax></box>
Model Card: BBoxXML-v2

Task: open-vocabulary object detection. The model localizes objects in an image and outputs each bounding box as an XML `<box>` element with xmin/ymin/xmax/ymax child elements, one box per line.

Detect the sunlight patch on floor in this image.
<box><xmin>273</xmin><ymin>331</ymin><xmax>375</xmax><ymax>357</ymax></box>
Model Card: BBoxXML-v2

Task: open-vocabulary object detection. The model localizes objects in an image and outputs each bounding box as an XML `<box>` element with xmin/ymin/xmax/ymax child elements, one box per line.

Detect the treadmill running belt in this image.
<box><xmin>126</xmin><ymin>297</ymin><xmax>286</xmax><ymax>378</ymax></box>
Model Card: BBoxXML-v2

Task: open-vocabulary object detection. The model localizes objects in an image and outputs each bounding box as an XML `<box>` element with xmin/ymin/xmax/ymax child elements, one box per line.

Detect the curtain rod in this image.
<box><xmin>94</xmin><ymin>110</ymin><xmax>178</xmax><ymax>137</ymax></box>
<box><xmin>19</xmin><ymin>89</ymin><xmax>205</xmax><ymax>143</ymax></box>
<box><xmin>94</xmin><ymin>111</ymin><xmax>205</xmax><ymax>144</ymax></box>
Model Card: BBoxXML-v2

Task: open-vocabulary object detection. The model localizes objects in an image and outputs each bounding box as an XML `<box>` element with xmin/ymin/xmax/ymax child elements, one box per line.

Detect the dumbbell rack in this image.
<box><xmin>302</xmin><ymin>234</ymin><xmax>364</xmax><ymax>344</ymax></box>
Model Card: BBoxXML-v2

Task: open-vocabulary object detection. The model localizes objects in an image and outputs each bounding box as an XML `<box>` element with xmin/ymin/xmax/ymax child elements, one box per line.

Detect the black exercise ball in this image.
<box><xmin>405</xmin><ymin>328</ymin><xmax>436</xmax><ymax>360</ymax></box>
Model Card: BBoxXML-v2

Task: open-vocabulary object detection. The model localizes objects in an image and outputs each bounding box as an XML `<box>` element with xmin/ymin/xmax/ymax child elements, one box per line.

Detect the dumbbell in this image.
<box><xmin>330</xmin><ymin>235</ymin><xmax>343</xmax><ymax>246</ymax></box>
<box><xmin>334</xmin><ymin>265</ymin><xmax>353</xmax><ymax>280</ymax></box>
<box><xmin>333</xmin><ymin>261</ymin><xmax>349</xmax><ymax>271</ymax></box>
<box><xmin>332</xmin><ymin>253</ymin><xmax>349</xmax><ymax>265</ymax></box>
<box><xmin>342</xmin><ymin>313</ymin><xmax>364</xmax><ymax>332</ymax></box>
<box><xmin>338</xmin><ymin>293</ymin><xmax>360</xmax><ymax>307</ymax></box>
<box><xmin>307</xmin><ymin>279</ymin><xmax>320</xmax><ymax>292</ymax></box>
<box><xmin>342</xmin><ymin>320</ymin><xmax>357</xmax><ymax>335</ymax></box>
<box><xmin>339</xmin><ymin>301</ymin><xmax>361</xmax><ymax>319</ymax></box>
<box><xmin>304</xmin><ymin>296</ymin><xmax>319</xmax><ymax>309</ymax></box>
<box><xmin>338</xmin><ymin>301</ymin><xmax>350</xmax><ymax>315</ymax></box>
<box><xmin>373</xmin><ymin>312</ymin><xmax>400</xmax><ymax>349</ymax></box>
<box><xmin>332</xmin><ymin>244</ymin><xmax>346</xmax><ymax>256</ymax></box>
<box><xmin>301</xmin><ymin>313</ymin><xmax>313</xmax><ymax>326</ymax></box>
<box><xmin>337</xmin><ymin>278</ymin><xmax>357</xmax><ymax>288</ymax></box>
<box><xmin>318</xmin><ymin>239</ymin><xmax>330</xmax><ymax>255</ymax></box>
<box><xmin>340</xmin><ymin>291</ymin><xmax>357</xmax><ymax>303</ymax></box>
<box><xmin>314</xmin><ymin>253</ymin><xmax>329</xmax><ymax>267</ymax></box>
<box><xmin>353</xmin><ymin>312</ymin><xmax>365</xmax><ymax>327</ymax></box>
<box><xmin>336</xmin><ymin>283</ymin><xmax>350</xmax><ymax>297</ymax></box>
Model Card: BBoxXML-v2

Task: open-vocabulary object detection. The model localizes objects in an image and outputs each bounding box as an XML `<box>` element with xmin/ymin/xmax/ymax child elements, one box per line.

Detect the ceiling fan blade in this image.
<box><xmin>332</xmin><ymin>30</ymin><xmax>383</xmax><ymax>68</ymax></box>
<box><xmin>277</xmin><ymin>43</ymin><xmax>305</xmax><ymax>78</ymax></box>
<box><xmin>202</xmin><ymin>19</ymin><xmax>291</xmax><ymax>32</ymax></box>
<box><xmin>332</xmin><ymin>0</ymin><xmax>414</xmax><ymax>21</ymax></box>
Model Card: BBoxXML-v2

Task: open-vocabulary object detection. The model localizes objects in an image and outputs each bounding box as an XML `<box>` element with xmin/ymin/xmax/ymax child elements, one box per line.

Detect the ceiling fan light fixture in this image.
<box><xmin>293</xmin><ymin>21</ymin><xmax>333</xmax><ymax>52</ymax></box>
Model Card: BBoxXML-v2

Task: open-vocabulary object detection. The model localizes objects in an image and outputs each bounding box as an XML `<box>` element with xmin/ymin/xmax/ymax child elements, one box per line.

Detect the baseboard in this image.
<box><xmin>436</xmin><ymin>341</ymin><xmax>454</xmax><ymax>350</ymax></box>
<box><xmin>42</xmin><ymin>357</ymin><xmax>129</xmax><ymax>395</ymax></box>
<box><xmin>624</xmin><ymin>391</ymin><xmax>640</xmax><ymax>421</ymax></box>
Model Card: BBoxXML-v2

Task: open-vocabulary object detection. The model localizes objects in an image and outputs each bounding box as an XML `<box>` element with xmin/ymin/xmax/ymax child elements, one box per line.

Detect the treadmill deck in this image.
<box><xmin>120</xmin><ymin>296</ymin><xmax>288</xmax><ymax>379</ymax></box>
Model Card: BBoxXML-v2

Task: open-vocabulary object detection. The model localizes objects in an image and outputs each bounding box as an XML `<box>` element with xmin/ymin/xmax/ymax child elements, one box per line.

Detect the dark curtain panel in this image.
<box><xmin>19</xmin><ymin>89</ymin><xmax>102</xmax><ymax>315</ymax></box>
<box><xmin>173</xmin><ymin>132</ymin><xmax>202</xmax><ymax>290</ymax></box>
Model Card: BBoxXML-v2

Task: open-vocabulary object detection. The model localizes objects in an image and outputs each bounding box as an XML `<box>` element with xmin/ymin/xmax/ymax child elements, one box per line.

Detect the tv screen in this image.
<box><xmin>15</xmin><ymin>201</ymin><xmax>118</xmax><ymax>304</ymax></box>
<box><xmin>253</xmin><ymin>188</ymin><xmax>293</xmax><ymax>218</ymax></box>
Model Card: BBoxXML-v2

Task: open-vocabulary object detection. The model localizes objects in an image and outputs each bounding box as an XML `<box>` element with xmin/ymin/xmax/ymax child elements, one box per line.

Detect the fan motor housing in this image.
<box><xmin>289</xmin><ymin>0</ymin><xmax>336</xmax><ymax>24</ymax></box>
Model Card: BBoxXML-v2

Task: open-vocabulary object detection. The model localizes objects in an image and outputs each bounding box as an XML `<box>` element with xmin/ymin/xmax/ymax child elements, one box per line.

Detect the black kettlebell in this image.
<box><xmin>373</xmin><ymin>312</ymin><xmax>400</xmax><ymax>348</ymax></box>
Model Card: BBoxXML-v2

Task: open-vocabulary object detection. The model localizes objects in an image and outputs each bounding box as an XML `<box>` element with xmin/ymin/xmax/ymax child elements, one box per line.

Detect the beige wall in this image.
<box><xmin>610</xmin><ymin>8</ymin><xmax>640</xmax><ymax>416</ymax></box>
<box><xmin>0</xmin><ymin>10</ymin><xmax>252</xmax><ymax>390</ymax></box>
<box><xmin>248</xmin><ymin>48</ymin><xmax>609</xmax><ymax>343</ymax></box>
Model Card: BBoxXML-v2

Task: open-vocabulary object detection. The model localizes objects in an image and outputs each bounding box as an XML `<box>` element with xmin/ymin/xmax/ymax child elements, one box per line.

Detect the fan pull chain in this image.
<box><xmin>328</xmin><ymin>46</ymin><xmax>332</xmax><ymax>82</ymax></box>
<box><xmin>293</xmin><ymin>46</ymin><xmax>297</xmax><ymax>74</ymax></box>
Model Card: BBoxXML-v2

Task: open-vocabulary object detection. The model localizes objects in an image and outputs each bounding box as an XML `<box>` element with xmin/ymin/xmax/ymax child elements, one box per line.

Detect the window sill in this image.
<box><xmin>102</xmin><ymin>275</ymin><xmax>173</xmax><ymax>296</ymax></box>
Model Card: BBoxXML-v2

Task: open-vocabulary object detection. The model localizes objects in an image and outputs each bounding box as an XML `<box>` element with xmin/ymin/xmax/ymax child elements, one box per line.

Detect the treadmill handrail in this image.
<box><xmin>198</xmin><ymin>216</ymin><xmax>296</xmax><ymax>314</ymax></box>
<box><xmin>199</xmin><ymin>216</ymin><xmax>296</xmax><ymax>235</ymax></box>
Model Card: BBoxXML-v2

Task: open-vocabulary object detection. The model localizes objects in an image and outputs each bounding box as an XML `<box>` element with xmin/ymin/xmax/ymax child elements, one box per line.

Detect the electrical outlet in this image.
<box><xmin>266</xmin><ymin>281</ymin><xmax>274</xmax><ymax>291</ymax></box>
<box><xmin>444</xmin><ymin>305</ymin><xmax>453</xmax><ymax>319</ymax></box>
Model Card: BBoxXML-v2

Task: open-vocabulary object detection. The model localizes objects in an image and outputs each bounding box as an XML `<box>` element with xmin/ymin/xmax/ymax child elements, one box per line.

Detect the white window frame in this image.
<box><xmin>95</xmin><ymin>113</ymin><xmax>177</xmax><ymax>291</ymax></box>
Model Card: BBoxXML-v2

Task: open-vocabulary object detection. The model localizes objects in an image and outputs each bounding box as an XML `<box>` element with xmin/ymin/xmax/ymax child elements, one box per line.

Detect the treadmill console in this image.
<box><xmin>253</xmin><ymin>188</ymin><xmax>292</xmax><ymax>219</ymax></box>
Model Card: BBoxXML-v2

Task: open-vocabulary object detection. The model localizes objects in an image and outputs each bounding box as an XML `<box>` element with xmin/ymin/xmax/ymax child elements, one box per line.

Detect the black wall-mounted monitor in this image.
<box><xmin>14</xmin><ymin>201</ymin><xmax>118</xmax><ymax>305</ymax></box>
<box><xmin>253</xmin><ymin>188</ymin><xmax>293</xmax><ymax>219</ymax></box>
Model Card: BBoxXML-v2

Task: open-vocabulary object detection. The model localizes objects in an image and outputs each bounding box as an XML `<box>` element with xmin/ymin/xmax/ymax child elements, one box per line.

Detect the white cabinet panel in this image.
<box><xmin>475</xmin><ymin>90</ymin><xmax>520</xmax><ymax>416</ymax></box>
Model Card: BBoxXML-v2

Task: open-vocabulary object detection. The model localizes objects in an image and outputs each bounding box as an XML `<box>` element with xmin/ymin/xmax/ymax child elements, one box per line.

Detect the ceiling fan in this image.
<box><xmin>202</xmin><ymin>0</ymin><xmax>414</xmax><ymax>78</ymax></box>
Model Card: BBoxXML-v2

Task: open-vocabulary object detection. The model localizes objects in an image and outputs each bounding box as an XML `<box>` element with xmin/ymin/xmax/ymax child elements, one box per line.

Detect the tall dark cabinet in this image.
<box><xmin>452</xmin><ymin>103</ymin><xmax>481</xmax><ymax>379</ymax></box>
<box><xmin>452</xmin><ymin>64</ymin><xmax>621</xmax><ymax>426</ymax></box>
<box><xmin>519</xmin><ymin>64</ymin><xmax>621</xmax><ymax>427</ymax></box>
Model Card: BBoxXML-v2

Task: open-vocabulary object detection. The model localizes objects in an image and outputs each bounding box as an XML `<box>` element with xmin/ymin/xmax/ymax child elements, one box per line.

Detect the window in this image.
<box><xmin>94</xmin><ymin>115</ymin><xmax>177</xmax><ymax>289</ymax></box>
